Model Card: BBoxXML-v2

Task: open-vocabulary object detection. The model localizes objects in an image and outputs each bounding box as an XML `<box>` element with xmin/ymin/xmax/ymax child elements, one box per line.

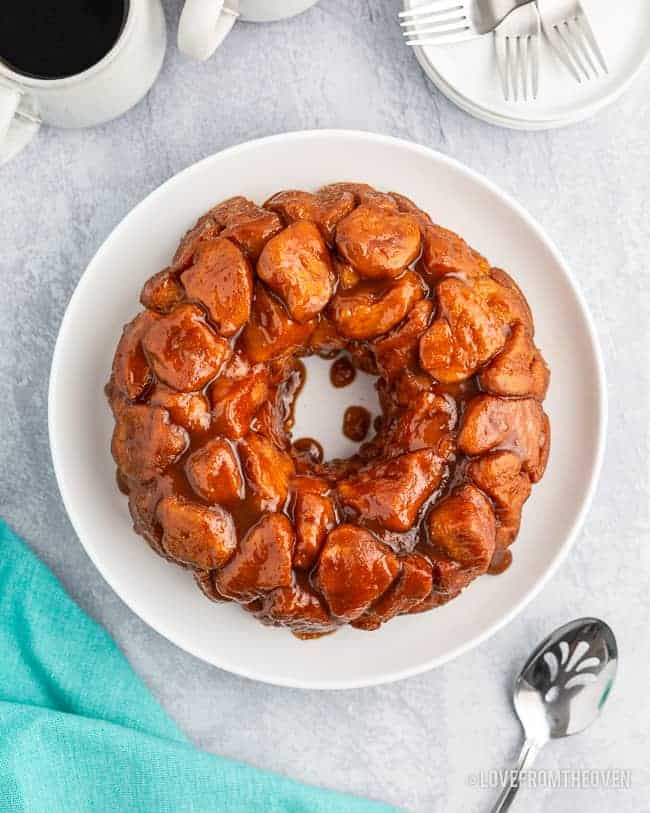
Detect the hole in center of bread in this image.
<box><xmin>292</xmin><ymin>354</ymin><xmax>380</xmax><ymax>462</ymax></box>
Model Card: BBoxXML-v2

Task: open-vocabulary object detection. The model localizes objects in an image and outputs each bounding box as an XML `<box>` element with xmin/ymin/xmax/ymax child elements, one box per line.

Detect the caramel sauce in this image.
<box><xmin>278</xmin><ymin>359</ymin><xmax>306</xmax><ymax>431</ymax></box>
<box><xmin>329</xmin><ymin>355</ymin><xmax>356</xmax><ymax>388</ymax></box>
<box><xmin>292</xmin><ymin>437</ymin><xmax>324</xmax><ymax>464</ymax></box>
<box><xmin>488</xmin><ymin>548</ymin><xmax>513</xmax><ymax>575</ymax></box>
<box><xmin>116</xmin><ymin>468</ymin><xmax>130</xmax><ymax>495</ymax></box>
<box><xmin>342</xmin><ymin>405</ymin><xmax>371</xmax><ymax>443</ymax></box>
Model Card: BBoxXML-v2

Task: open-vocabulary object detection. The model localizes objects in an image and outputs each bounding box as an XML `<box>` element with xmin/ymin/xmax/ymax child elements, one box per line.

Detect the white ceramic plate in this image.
<box><xmin>49</xmin><ymin>130</ymin><xmax>606</xmax><ymax>689</ymax></box>
<box><xmin>404</xmin><ymin>0</ymin><xmax>650</xmax><ymax>130</ymax></box>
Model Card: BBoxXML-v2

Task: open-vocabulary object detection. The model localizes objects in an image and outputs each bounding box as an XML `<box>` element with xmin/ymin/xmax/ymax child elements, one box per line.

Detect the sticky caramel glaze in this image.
<box><xmin>488</xmin><ymin>548</ymin><xmax>513</xmax><ymax>575</ymax></box>
<box><xmin>330</xmin><ymin>355</ymin><xmax>356</xmax><ymax>388</ymax></box>
<box><xmin>292</xmin><ymin>437</ymin><xmax>324</xmax><ymax>464</ymax></box>
<box><xmin>343</xmin><ymin>406</ymin><xmax>371</xmax><ymax>442</ymax></box>
<box><xmin>108</xmin><ymin>184</ymin><xmax>549</xmax><ymax>638</ymax></box>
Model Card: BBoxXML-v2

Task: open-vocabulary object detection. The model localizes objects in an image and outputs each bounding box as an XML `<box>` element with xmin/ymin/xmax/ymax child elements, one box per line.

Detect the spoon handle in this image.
<box><xmin>490</xmin><ymin>739</ymin><xmax>541</xmax><ymax>812</ymax></box>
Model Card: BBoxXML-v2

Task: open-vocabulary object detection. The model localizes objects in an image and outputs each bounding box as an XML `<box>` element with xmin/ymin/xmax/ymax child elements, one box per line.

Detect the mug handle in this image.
<box><xmin>178</xmin><ymin>0</ymin><xmax>239</xmax><ymax>61</ymax></box>
<box><xmin>0</xmin><ymin>84</ymin><xmax>40</xmax><ymax>165</ymax></box>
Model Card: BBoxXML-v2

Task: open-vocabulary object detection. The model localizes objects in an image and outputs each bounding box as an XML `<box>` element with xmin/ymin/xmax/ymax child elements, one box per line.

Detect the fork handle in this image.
<box><xmin>472</xmin><ymin>0</ymin><xmax>535</xmax><ymax>35</ymax></box>
<box><xmin>489</xmin><ymin>0</ymin><xmax>536</xmax><ymax>25</ymax></box>
<box><xmin>494</xmin><ymin>0</ymin><xmax>534</xmax><ymax>13</ymax></box>
<box><xmin>490</xmin><ymin>739</ymin><xmax>542</xmax><ymax>813</ymax></box>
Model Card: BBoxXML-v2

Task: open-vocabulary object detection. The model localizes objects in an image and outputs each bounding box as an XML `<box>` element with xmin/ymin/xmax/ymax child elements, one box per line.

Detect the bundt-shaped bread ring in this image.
<box><xmin>106</xmin><ymin>184</ymin><xmax>550</xmax><ymax>638</ymax></box>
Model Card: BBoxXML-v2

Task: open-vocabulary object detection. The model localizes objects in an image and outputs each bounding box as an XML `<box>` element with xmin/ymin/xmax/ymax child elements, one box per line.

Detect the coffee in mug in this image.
<box><xmin>0</xmin><ymin>1</ymin><xmax>129</xmax><ymax>79</ymax></box>
<box><xmin>0</xmin><ymin>0</ymin><xmax>165</xmax><ymax>164</ymax></box>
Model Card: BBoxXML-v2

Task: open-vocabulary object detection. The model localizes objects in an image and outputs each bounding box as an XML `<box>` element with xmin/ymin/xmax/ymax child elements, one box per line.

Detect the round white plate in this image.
<box><xmin>404</xmin><ymin>0</ymin><xmax>650</xmax><ymax>129</ymax></box>
<box><xmin>49</xmin><ymin>130</ymin><xmax>606</xmax><ymax>689</ymax></box>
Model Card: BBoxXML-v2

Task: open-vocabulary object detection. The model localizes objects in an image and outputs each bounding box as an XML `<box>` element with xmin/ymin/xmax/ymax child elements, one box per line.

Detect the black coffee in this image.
<box><xmin>0</xmin><ymin>1</ymin><xmax>128</xmax><ymax>80</ymax></box>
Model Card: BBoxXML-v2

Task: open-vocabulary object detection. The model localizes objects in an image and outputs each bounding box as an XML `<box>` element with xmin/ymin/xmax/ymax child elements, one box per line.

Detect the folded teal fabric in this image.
<box><xmin>0</xmin><ymin>520</ymin><xmax>398</xmax><ymax>813</ymax></box>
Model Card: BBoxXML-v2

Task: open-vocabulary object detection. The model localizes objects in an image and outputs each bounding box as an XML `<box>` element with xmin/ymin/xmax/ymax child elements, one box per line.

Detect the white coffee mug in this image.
<box><xmin>0</xmin><ymin>0</ymin><xmax>166</xmax><ymax>165</ymax></box>
<box><xmin>178</xmin><ymin>0</ymin><xmax>321</xmax><ymax>61</ymax></box>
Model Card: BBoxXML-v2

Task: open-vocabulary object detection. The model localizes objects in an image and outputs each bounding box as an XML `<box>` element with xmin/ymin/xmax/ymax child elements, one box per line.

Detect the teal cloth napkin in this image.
<box><xmin>0</xmin><ymin>520</ymin><xmax>398</xmax><ymax>813</ymax></box>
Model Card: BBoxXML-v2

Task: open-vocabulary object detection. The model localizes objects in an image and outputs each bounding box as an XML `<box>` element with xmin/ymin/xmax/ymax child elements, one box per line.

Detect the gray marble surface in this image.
<box><xmin>1</xmin><ymin>1</ymin><xmax>649</xmax><ymax>811</ymax></box>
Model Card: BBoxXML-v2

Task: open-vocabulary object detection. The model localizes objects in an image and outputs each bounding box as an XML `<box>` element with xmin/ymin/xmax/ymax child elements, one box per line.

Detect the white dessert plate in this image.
<box><xmin>403</xmin><ymin>0</ymin><xmax>650</xmax><ymax>129</ymax></box>
<box><xmin>49</xmin><ymin>130</ymin><xmax>606</xmax><ymax>689</ymax></box>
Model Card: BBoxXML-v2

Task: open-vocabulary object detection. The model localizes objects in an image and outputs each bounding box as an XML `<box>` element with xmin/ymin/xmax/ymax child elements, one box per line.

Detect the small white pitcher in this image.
<box><xmin>178</xmin><ymin>0</ymin><xmax>321</xmax><ymax>61</ymax></box>
<box><xmin>0</xmin><ymin>0</ymin><xmax>166</xmax><ymax>165</ymax></box>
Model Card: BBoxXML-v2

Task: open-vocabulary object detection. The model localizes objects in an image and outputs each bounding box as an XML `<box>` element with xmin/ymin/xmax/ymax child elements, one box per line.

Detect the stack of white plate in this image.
<box><xmin>403</xmin><ymin>0</ymin><xmax>650</xmax><ymax>129</ymax></box>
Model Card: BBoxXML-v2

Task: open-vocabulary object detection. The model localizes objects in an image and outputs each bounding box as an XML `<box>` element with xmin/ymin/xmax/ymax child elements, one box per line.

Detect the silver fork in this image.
<box><xmin>494</xmin><ymin>1</ymin><xmax>541</xmax><ymax>101</ymax></box>
<box><xmin>400</xmin><ymin>0</ymin><xmax>533</xmax><ymax>47</ymax></box>
<box><xmin>536</xmin><ymin>0</ymin><xmax>607</xmax><ymax>82</ymax></box>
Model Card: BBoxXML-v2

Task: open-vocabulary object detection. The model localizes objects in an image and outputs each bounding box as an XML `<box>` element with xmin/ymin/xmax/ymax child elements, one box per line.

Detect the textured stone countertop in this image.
<box><xmin>1</xmin><ymin>1</ymin><xmax>649</xmax><ymax>811</ymax></box>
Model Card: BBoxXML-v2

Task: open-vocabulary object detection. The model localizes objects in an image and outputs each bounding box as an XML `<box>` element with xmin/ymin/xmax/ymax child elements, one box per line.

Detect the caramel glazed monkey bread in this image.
<box><xmin>106</xmin><ymin>183</ymin><xmax>551</xmax><ymax>639</ymax></box>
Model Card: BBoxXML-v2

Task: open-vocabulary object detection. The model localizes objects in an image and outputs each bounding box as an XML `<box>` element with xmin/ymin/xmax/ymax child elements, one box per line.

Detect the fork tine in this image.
<box><xmin>511</xmin><ymin>36</ymin><xmax>519</xmax><ymax>101</ymax></box>
<box><xmin>519</xmin><ymin>36</ymin><xmax>528</xmax><ymax>101</ymax></box>
<box><xmin>509</xmin><ymin>37</ymin><xmax>518</xmax><ymax>102</ymax></box>
<box><xmin>530</xmin><ymin>33</ymin><xmax>540</xmax><ymax>99</ymax></box>
<box><xmin>401</xmin><ymin>12</ymin><xmax>467</xmax><ymax>31</ymax></box>
<box><xmin>405</xmin><ymin>27</ymin><xmax>474</xmax><ymax>45</ymax></box>
<box><xmin>495</xmin><ymin>4</ymin><xmax>540</xmax><ymax>103</ymax></box>
<box><xmin>398</xmin><ymin>1</ymin><xmax>464</xmax><ymax>19</ymax></box>
<box><xmin>566</xmin><ymin>17</ymin><xmax>598</xmax><ymax>77</ymax></box>
<box><xmin>402</xmin><ymin>16</ymin><xmax>468</xmax><ymax>38</ymax></box>
<box><xmin>558</xmin><ymin>20</ymin><xmax>590</xmax><ymax>79</ymax></box>
<box><xmin>575</xmin><ymin>10</ymin><xmax>608</xmax><ymax>74</ymax></box>
<box><xmin>548</xmin><ymin>24</ymin><xmax>583</xmax><ymax>83</ymax></box>
<box><xmin>509</xmin><ymin>36</ymin><xmax>518</xmax><ymax>101</ymax></box>
<box><xmin>494</xmin><ymin>32</ymin><xmax>509</xmax><ymax>101</ymax></box>
<box><xmin>400</xmin><ymin>9</ymin><xmax>467</xmax><ymax>29</ymax></box>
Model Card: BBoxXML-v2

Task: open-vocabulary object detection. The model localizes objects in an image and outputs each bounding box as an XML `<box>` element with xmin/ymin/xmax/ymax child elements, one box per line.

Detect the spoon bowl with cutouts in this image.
<box><xmin>492</xmin><ymin>617</ymin><xmax>618</xmax><ymax>812</ymax></box>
